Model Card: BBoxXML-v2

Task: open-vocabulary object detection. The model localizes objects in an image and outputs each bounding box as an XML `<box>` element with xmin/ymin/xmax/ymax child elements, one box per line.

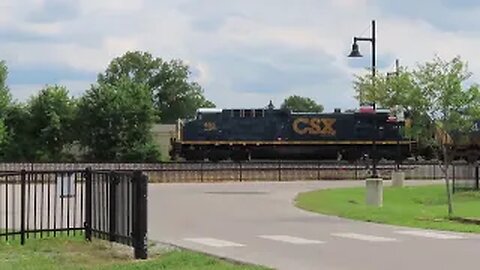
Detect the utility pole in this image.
<box><xmin>388</xmin><ymin>59</ymin><xmax>401</xmax><ymax>170</ymax></box>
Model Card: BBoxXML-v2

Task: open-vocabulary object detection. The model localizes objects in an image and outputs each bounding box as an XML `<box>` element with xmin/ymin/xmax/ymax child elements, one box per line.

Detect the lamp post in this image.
<box><xmin>348</xmin><ymin>20</ymin><xmax>376</xmax><ymax>107</ymax></box>
<box><xmin>348</xmin><ymin>19</ymin><xmax>378</xmax><ymax>178</ymax></box>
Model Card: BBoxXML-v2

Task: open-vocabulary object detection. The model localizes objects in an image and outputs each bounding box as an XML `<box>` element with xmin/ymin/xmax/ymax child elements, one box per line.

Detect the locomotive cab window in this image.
<box><xmin>245</xmin><ymin>109</ymin><xmax>253</xmax><ymax>118</ymax></box>
<box><xmin>254</xmin><ymin>109</ymin><xmax>265</xmax><ymax>118</ymax></box>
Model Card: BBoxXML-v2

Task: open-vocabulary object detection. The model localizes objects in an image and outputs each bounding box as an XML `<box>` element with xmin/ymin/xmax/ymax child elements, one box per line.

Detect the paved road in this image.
<box><xmin>148</xmin><ymin>180</ymin><xmax>480</xmax><ymax>270</ymax></box>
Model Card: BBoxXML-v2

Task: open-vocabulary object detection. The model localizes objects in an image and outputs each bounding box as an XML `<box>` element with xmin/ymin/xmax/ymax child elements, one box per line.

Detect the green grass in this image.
<box><xmin>295</xmin><ymin>184</ymin><xmax>480</xmax><ymax>233</ymax></box>
<box><xmin>0</xmin><ymin>237</ymin><xmax>270</xmax><ymax>270</ymax></box>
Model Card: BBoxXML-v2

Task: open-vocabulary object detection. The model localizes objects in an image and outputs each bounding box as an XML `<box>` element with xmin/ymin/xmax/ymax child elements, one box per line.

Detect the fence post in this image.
<box><xmin>452</xmin><ymin>164</ymin><xmax>456</xmax><ymax>194</ymax></box>
<box><xmin>84</xmin><ymin>167</ymin><xmax>92</xmax><ymax>241</ymax></box>
<box><xmin>20</xmin><ymin>170</ymin><xmax>26</xmax><ymax>245</ymax></box>
<box><xmin>317</xmin><ymin>162</ymin><xmax>320</xmax><ymax>180</ymax></box>
<box><xmin>109</xmin><ymin>172</ymin><xmax>118</xmax><ymax>242</ymax></box>
<box><xmin>354</xmin><ymin>161</ymin><xmax>358</xmax><ymax>180</ymax></box>
<box><xmin>200</xmin><ymin>162</ymin><xmax>204</xmax><ymax>182</ymax></box>
<box><xmin>476</xmin><ymin>165</ymin><xmax>479</xmax><ymax>190</ymax></box>
<box><xmin>278</xmin><ymin>160</ymin><xmax>282</xmax><ymax>181</ymax></box>
<box><xmin>239</xmin><ymin>162</ymin><xmax>243</xmax><ymax>182</ymax></box>
<box><xmin>132</xmin><ymin>171</ymin><xmax>148</xmax><ymax>260</ymax></box>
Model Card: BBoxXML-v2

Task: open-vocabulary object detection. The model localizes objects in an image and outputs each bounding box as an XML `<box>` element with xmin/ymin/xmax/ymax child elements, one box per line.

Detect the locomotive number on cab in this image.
<box><xmin>292</xmin><ymin>118</ymin><xmax>336</xmax><ymax>136</ymax></box>
<box><xmin>203</xmin><ymin>122</ymin><xmax>217</xmax><ymax>131</ymax></box>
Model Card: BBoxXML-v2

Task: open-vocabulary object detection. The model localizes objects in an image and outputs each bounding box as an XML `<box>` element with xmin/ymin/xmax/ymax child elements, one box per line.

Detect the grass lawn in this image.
<box><xmin>295</xmin><ymin>184</ymin><xmax>480</xmax><ymax>233</ymax></box>
<box><xmin>0</xmin><ymin>237</ymin><xmax>270</xmax><ymax>270</ymax></box>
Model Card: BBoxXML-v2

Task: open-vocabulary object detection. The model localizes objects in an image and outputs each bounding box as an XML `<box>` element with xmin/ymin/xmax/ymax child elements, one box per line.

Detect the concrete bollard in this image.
<box><xmin>391</xmin><ymin>171</ymin><xmax>405</xmax><ymax>187</ymax></box>
<box><xmin>366</xmin><ymin>178</ymin><xmax>383</xmax><ymax>207</ymax></box>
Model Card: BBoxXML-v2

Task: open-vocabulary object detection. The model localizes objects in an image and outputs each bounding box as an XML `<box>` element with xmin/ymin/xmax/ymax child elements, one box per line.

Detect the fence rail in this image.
<box><xmin>0</xmin><ymin>160</ymin><xmax>478</xmax><ymax>183</ymax></box>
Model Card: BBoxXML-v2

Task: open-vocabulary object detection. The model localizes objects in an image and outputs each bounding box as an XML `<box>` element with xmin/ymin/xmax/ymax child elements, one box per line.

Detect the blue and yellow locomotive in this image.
<box><xmin>169</xmin><ymin>104</ymin><xmax>414</xmax><ymax>162</ymax></box>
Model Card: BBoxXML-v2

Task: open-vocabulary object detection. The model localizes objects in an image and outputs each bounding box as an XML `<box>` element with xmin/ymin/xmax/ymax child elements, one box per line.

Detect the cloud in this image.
<box><xmin>7</xmin><ymin>66</ymin><xmax>95</xmax><ymax>85</ymax></box>
<box><xmin>28</xmin><ymin>0</ymin><xmax>80</xmax><ymax>23</ymax></box>
<box><xmin>3</xmin><ymin>0</ymin><xmax>480</xmax><ymax>111</ymax></box>
<box><xmin>376</xmin><ymin>0</ymin><xmax>480</xmax><ymax>31</ymax></box>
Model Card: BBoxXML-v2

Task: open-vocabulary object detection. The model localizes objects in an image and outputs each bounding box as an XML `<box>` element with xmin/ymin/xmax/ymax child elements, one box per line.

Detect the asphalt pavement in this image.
<box><xmin>148</xmin><ymin>180</ymin><xmax>480</xmax><ymax>270</ymax></box>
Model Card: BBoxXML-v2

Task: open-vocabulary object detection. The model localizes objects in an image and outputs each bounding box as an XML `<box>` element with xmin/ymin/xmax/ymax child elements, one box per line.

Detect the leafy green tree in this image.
<box><xmin>352</xmin><ymin>71</ymin><xmax>385</xmax><ymax>106</ymax></box>
<box><xmin>353</xmin><ymin>66</ymin><xmax>434</xmax><ymax>156</ymax></box>
<box><xmin>2</xmin><ymin>103</ymin><xmax>34</xmax><ymax>161</ymax></box>
<box><xmin>354</xmin><ymin>56</ymin><xmax>480</xmax><ymax>217</ymax></box>
<box><xmin>280</xmin><ymin>95</ymin><xmax>324</xmax><ymax>112</ymax></box>
<box><xmin>26</xmin><ymin>85</ymin><xmax>77</xmax><ymax>161</ymax></box>
<box><xmin>413</xmin><ymin>56</ymin><xmax>480</xmax><ymax>217</ymax></box>
<box><xmin>0</xmin><ymin>61</ymin><xmax>11</xmax><ymax>149</ymax></box>
<box><xmin>76</xmin><ymin>77</ymin><xmax>160</xmax><ymax>162</ymax></box>
<box><xmin>98</xmin><ymin>51</ymin><xmax>215</xmax><ymax>123</ymax></box>
<box><xmin>154</xmin><ymin>60</ymin><xmax>215</xmax><ymax>123</ymax></box>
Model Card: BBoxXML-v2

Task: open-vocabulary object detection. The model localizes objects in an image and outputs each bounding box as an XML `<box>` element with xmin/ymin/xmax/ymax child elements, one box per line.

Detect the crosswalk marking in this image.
<box><xmin>183</xmin><ymin>238</ymin><xmax>245</xmax><ymax>247</ymax></box>
<box><xmin>259</xmin><ymin>235</ymin><xmax>325</xmax><ymax>244</ymax></box>
<box><xmin>395</xmin><ymin>230</ymin><xmax>466</xmax><ymax>240</ymax></box>
<box><xmin>332</xmin><ymin>233</ymin><xmax>398</xmax><ymax>242</ymax></box>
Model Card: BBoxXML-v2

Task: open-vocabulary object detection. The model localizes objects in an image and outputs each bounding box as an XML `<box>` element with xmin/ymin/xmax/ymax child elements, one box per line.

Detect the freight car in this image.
<box><xmin>433</xmin><ymin>120</ymin><xmax>480</xmax><ymax>163</ymax></box>
<box><xmin>169</xmin><ymin>104</ymin><xmax>415</xmax><ymax>162</ymax></box>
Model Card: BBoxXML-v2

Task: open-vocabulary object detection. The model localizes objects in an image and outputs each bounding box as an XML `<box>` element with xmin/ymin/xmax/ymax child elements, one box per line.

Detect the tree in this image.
<box><xmin>353</xmin><ymin>67</ymin><xmax>434</xmax><ymax>156</ymax></box>
<box><xmin>353</xmin><ymin>56</ymin><xmax>480</xmax><ymax>217</ymax></box>
<box><xmin>280</xmin><ymin>95</ymin><xmax>324</xmax><ymax>112</ymax></box>
<box><xmin>353</xmin><ymin>71</ymin><xmax>386</xmax><ymax>106</ymax></box>
<box><xmin>26</xmin><ymin>85</ymin><xmax>77</xmax><ymax>161</ymax></box>
<box><xmin>2</xmin><ymin>103</ymin><xmax>34</xmax><ymax>161</ymax></box>
<box><xmin>98</xmin><ymin>51</ymin><xmax>215</xmax><ymax>123</ymax></box>
<box><xmin>413</xmin><ymin>56</ymin><xmax>480</xmax><ymax>217</ymax></box>
<box><xmin>76</xmin><ymin>77</ymin><xmax>160</xmax><ymax>162</ymax></box>
<box><xmin>0</xmin><ymin>61</ymin><xmax>12</xmax><ymax>157</ymax></box>
<box><xmin>154</xmin><ymin>60</ymin><xmax>215</xmax><ymax>123</ymax></box>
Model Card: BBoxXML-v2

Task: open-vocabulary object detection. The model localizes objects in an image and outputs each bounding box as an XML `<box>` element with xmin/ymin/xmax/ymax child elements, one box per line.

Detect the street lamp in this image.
<box><xmin>348</xmin><ymin>19</ymin><xmax>376</xmax><ymax>108</ymax></box>
<box><xmin>348</xmin><ymin>19</ymin><xmax>378</xmax><ymax>178</ymax></box>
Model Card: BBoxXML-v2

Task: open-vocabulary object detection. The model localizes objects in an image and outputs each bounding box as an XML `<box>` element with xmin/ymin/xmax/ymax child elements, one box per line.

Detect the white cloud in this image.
<box><xmin>331</xmin><ymin>0</ymin><xmax>371</xmax><ymax>9</ymax></box>
<box><xmin>192</xmin><ymin>62</ymin><xmax>211</xmax><ymax>85</ymax></box>
<box><xmin>58</xmin><ymin>80</ymin><xmax>92</xmax><ymax>97</ymax></box>
<box><xmin>10</xmin><ymin>80</ymin><xmax>91</xmax><ymax>102</ymax></box>
<box><xmin>3</xmin><ymin>0</ymin><xmax>480</xmax><ymax>109</ymax></box>
<box><xmin>78</xmin><ymin>0</ymin><xmax>145</xmax><ymax>13</ymax></box>
<box><xmin>9</xmin><ymin>83</ymin><xmax>45</xmax><ymax>102</ymax></box>
<box><xmin>103</xmin><ymin>37</ymin><xmax>140</xmax><ymax>58</ymax></box>
<box><xmin>18</xmin><ymin>22</ymin><xmax>64</xmax><ymax>35</ymax></box>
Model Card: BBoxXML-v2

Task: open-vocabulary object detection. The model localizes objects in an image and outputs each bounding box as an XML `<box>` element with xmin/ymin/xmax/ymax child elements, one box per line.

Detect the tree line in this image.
<box><xmin>0</xmin><ymin>51</ymin><xmax>323</xmax><ymax>162</ymax></box>
<box><xmin>0</xmin><ymin>51</ymin><xmax>217</xmax><ymax>162</ymax></box>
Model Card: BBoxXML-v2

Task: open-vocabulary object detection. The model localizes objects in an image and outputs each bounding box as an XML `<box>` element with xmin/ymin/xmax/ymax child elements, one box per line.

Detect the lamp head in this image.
<box><xmin>348</xmin><ymin>41</ymin><xmax>362</xmax><ymax>57</ymax></box>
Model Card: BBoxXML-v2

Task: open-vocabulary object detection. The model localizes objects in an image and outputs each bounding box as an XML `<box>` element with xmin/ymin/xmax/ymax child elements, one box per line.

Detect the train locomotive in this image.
<box><xmin>169</xmin><ymin>103</ymin><xmax>415</xmax><ymax>162</ymax></box>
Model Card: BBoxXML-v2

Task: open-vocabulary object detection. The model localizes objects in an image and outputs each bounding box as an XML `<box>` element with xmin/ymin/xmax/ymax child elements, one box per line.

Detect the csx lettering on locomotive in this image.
<box><xmin>292</xmin><ymin>117</ymin><xmax>336</xmax><ymax>136</ymax></box>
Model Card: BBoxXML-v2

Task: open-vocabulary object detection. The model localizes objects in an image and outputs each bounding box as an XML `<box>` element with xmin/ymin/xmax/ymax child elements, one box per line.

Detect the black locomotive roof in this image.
<box><xmin>195</xmin><ymin>107</ymin><xmax>392</xmax><ymax>117</ymax></box>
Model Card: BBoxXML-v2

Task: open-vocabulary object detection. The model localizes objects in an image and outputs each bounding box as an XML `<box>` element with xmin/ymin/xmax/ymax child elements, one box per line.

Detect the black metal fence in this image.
<box><xmin>452</xmin><ymin>164</ymin><xmax>480</xmax><ymax>192</ymax></box>
<box><xmin>0</xmin><ymin>160</ymin><xmax>471</xmax><ymax>182</ymax></box>
<box><xmin>85</xmin><ymin>169</ymin><xmax>148</xmax><ymax>259</ymax></box>
<box><xmin>0</xmin><ymin>168</ymin><xmax>148</xmax><ymax>259</ymax></box>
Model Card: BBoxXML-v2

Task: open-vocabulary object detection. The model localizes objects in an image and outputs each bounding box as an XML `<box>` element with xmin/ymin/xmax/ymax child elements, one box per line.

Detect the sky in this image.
<box><xmin>2</xmin><ymin>0</ymin><xmax>480</xmax><ymax>111</ymax></box>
